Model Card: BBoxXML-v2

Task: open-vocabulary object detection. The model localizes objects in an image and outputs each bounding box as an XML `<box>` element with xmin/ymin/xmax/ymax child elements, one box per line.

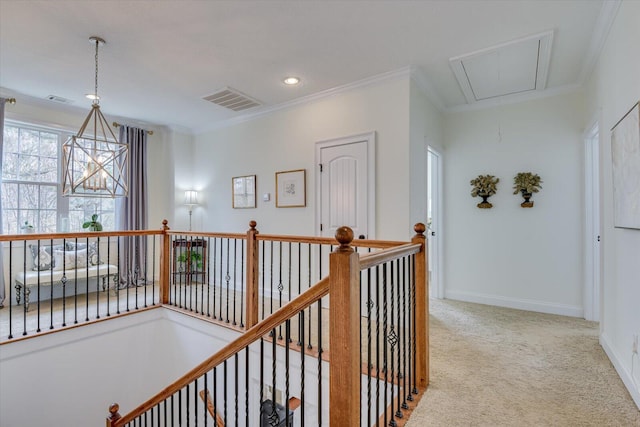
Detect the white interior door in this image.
<box><xmin>584</xmin><ymin>124</ymin><xmax>601</xmax><ymax>322</ymax></box>
<box><xmin>316</xmin><ymin>132</ymin><xmax>375</xmax><ymax>239</ymax></box>
<box><xmin>427</xmin><ymin>147</ymin><xmax>443</xmax><ymax>299</ymax></box>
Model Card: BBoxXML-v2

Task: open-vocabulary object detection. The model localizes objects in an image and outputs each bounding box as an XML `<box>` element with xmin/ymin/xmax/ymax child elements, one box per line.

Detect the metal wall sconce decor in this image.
<box><xmin>470</xmin><ymin>174</ymin><xmax>499</xmax><ymax>208</ymax></box>
<box><xmin>513</xmin><ymin>172</ymin><xmax>542</xmax><ymax>208</ymax></box>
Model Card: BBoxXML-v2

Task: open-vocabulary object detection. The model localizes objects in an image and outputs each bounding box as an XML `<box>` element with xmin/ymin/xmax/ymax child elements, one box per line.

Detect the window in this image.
<box><xmin>2</xmin><ymin>122</ymin><xmax>115</xmax><ymax>233</ymax></box>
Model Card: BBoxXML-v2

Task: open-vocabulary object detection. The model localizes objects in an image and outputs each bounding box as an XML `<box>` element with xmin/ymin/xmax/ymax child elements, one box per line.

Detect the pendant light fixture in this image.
<box><xmin>62</xmin><ymin>36</ymin><xmax>128</xmax><ymax>198</ymax></box>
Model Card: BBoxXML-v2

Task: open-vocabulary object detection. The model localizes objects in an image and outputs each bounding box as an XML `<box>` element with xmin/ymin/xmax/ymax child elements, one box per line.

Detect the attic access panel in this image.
<box><xmin>450</xmin><ymin>31</ymin><xmax>553</xmax><ymax>103</ymax></box>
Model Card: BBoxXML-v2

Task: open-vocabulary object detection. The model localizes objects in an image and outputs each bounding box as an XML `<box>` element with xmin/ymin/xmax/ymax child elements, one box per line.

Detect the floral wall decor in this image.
<box><xmin>513</xmin><ymin>172</ymin><xmax>542</xmax><ymax>208</ymax></box>
<box><xmin>470</xmin><ymin>174</ymin><xmax>499</xmax><ymax>208</ymax></box>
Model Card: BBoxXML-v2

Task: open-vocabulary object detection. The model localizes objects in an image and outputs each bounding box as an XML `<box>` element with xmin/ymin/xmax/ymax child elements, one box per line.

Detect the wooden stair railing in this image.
<box><xmin>106</xmin><ymin>223</ymin><xmax>428</xmax><ymax>427</ymax></box>
<box><xmin>107</xmin><ymin>276</ymin><xmax>330</xmax><ymax>426</ymax></box>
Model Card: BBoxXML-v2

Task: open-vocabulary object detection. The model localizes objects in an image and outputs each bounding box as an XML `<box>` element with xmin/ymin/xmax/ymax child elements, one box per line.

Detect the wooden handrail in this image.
<box><xmin>112</xmin><ymin>277</ymin><xmax>330</xmax><ymax>426</ymax></box>
<box><xmin>166</xmin><ymin>231</ymin><xmax>246</xmax><ymax>240</ymax></box>
<box><xmin>0</xmin><ymin>229</ymin><xmax>161</xmax><ymax>242</ymax></box>
<box><xmin>358</xmin><ymin>243</ymin><xmax>422</xmax><ymax>270</ymax></box>
<box><xmin>256</xmin><ymin>233</ymin><xmax>406</xmax><ymax>248</ymax></box>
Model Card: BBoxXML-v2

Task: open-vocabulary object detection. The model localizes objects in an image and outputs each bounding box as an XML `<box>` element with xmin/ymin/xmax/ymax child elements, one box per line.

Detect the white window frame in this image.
<box><xmin>2</xmin><ymin>120</ymin><xmax>115</xmax><ymax>233</ymax></box>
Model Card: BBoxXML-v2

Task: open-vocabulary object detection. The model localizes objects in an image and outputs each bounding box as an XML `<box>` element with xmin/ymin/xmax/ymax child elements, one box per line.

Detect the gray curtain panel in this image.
<box><xmin>0</xmin><ymin>98</ymin><xmax>6</xmax><ymax>306</ymax></box>
<box><xmin>116</xmin><ymin>125</ymin><xmax>148</xmax><ymax>287</ymax></box>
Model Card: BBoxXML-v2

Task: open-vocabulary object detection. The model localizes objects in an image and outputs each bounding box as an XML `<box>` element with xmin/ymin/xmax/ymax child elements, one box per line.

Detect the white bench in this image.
<box><xmin>14</xmin><ymin>264</ymin><xmax>118</xmax><ymax>311</ymax></box>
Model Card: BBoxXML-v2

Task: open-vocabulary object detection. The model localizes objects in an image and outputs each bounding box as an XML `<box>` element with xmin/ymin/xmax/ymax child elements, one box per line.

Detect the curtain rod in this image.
<box><xmin>112</xmin><ymin>121</ymin><xmax>154</xmax><ymax>135</ymax></box>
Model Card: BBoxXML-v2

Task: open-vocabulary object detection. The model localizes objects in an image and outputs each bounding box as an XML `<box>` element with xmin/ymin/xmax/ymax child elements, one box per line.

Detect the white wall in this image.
<box><xmin>409</xmin><ymin>79</ymin><xmax>444</xmax><ymax>230</ymax></box>
<box><xmin>193</xmin><ymin>77</ymin><xmax>415</xmax><ymax>240</ymax></box>
<box><xmin>443</xmin><ymin>93</ymin><xmax>585</xmax><ymax>316</ymax></box>
<box><xmin>0</xmin><ymin>309</ymin><xmax>238</xmax><ymax>427</ymax></box>
<box><xmin>584</xmin><ymin>0</ymin><xmax>640</xmax><ymax>408</ymax></box>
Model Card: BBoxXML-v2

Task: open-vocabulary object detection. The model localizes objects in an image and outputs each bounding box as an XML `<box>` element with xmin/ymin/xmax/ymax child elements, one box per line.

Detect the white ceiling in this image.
<box><xmin>0</xmin><ymin>0</ymin><xmax>613</xmax><ymax>134</ymax></box>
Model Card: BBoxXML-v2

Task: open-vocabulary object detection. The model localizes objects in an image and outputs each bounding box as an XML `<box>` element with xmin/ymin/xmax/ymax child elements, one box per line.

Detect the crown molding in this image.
<box><xmin>577</xmin><ymin>0</ymin><xmax>622</xmax><ymax>85</ymax></box>
<box><xmin>409</xmin><ymin>66</ymin><xmax>446</xmax><ymax>112</ymax></box>
<box><xmin>193</xmin><ymin>66</ymin><xmax>414</xmax><ymax>134</ymax></box>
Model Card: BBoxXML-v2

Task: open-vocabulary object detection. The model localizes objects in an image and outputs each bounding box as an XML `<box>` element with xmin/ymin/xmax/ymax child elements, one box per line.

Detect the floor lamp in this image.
<box><xmin>184</xmin><ymin>190</ymin><xmax>198</xmax><ymax>231</ymax></box>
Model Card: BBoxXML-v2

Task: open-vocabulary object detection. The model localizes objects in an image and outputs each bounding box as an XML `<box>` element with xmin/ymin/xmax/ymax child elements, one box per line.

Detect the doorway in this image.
<box><xmin>427</xmin><ymin>146</ymin><xmax>443</xmax><ymax>299</ymax></box>
<box><xmin>584</xmin><ymin>123</ymin><xmax>601</xmax><ymax>322</ymax></box>
<box><xmin>315</xmin><ymin>132</ymin><xmax>376</xmax><ymax>239</ymax></box>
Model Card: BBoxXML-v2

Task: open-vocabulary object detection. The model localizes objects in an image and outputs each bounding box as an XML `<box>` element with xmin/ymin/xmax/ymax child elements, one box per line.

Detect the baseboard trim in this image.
<box><xmin>444</xmin><ymin>290</ymin><xmax>583</xmax><ymax>318</ymax></box>
<box><xmin>600</xmin><ymin>333</ymin><xmax>640</xmax><ymax>410</ymax></box>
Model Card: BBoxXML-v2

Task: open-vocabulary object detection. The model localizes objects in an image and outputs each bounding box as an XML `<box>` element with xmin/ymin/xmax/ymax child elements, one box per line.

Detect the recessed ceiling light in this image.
<box><xmin>283</xmin><ymin>76</ymin><xmax>300</xmax><ymax>86</ymax></box>
<box><xmin>85</xmin><ymin>94</ymin><xmax>100</xmax><ymax>100</ymax></box>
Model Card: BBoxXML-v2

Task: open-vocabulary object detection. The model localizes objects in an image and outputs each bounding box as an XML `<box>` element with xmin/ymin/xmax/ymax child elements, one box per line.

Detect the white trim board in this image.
<box><xmin>444</xmin><ymin>290</ymin><xmax>583</xmax><ymax>318</ymax></box>
<box><xmin>600</xmin><ymin>333</ymin><xmax>640</xmax><ymax>409</ymax></box>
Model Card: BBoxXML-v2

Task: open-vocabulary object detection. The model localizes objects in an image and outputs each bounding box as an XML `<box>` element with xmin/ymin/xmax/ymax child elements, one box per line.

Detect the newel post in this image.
<box><xmin>159</xmin><ymin>220</ymin><xmax>171</xmax><ymax>305</ymax></box>
<box><xmin>329</xmin><ymin>226</ymin><xmax>361</xmax><ymax>426</ymax></box>
<box><xmin>106</xmin><ymin>403</ymin><xmax>121</xmax><ymax>427</ymax></box>
<box><xmin>245</xmin><ymin>220</ymin><xmax>259</xmax><ymax>329</ymax></box>
<box><xmin>412</xmin><ymin>223</ymin><xmax>429</xmax><ymax>388</ymax></box>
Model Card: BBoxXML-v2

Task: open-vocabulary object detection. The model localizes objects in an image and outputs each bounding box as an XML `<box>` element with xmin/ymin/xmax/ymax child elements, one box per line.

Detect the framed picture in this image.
<box><xmin>276</xmin><ymin>169</ymin><xmax>306</xmax><ymax>208</ymax></box>
<box><xmin>611</xmin><ymin>101</ymin><xmax>640</xmax><ymax>229</ymax></box>
<box><xmin>232</xmin><ymin>175</ymin><xmax>256</xmax><ymax>209</ymax></box>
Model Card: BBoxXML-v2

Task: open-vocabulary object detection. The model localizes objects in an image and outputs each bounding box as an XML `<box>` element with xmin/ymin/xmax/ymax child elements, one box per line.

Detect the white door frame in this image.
<box><xmin>584</xmin><ymin>120</ymin><xmax>601</xmax><ymax>322</ymax></box>
<box><xmin>427</xmin><ymin>146</ymin><xmax>444</xmax><ymax>299</ymax></box>
<box><xmin>315</xmin><ymin>131</ymin><xmax>376</xmax><ymax>238</ymax></box>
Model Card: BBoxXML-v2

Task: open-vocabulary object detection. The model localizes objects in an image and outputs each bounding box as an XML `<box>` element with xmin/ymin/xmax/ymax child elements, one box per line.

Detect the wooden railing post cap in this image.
<box><xmin>414</xmin><ymin>223</ymin><xmax>426</xmax><ymax>236</ymax></box>
<box><xmin>162</xmin><ymin>219</ymin><xmax>170</xmax><ymax>231</ymax></box>
<box><xmin>249</xmin><ymin>220</ymin><xmax>257</xmax><ymax>231</ymax></box>
<box><xmin>335</xmin><ymin>226</ymin><xmax>354</xmax><ymax>252</ymax></box>
<box><xmin>108</xmin><ymin>403</ymin><xmax>121</xmax><ymax>420</ymax></box>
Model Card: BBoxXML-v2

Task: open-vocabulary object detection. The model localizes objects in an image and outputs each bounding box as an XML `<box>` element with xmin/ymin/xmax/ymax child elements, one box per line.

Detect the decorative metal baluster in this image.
<box><xmin>285</xmin><ymin>319</ymin><xmax>291</xmax><ymax>427</ymax></box>
<box><xmin>223</xmin><ymin>360</ymin><xmax>228</xmax><ymax>426</ymax></box>
<box><xmin>375</xmin><ymin>264</ymin><xmax>381</xmax><ymax>424</ymax></box>
<box><xmin>388</xmin><ymin>261</ymin><xmax>398</xmax><ymax>426</ymax></box>
<box><xmin>259</xmin><ymin>337</ymin><xmax>264</xmax><ymax>426</ymax></box>
<box><xmin>116</xmin><ymin>237</ymin><xmax>121</xmax><ymax>314</ymax></box>
<box><xmin>317</xmin><ymin>298</ymin><xmax>323</xmax><ymax>426</ymax></box>
<box><xmin>300</xmin><ymin>312</ymin><xmax>305</xmax><ymax>427</ymax></box>
<box><xmin>383</xmin><ymin>263</ymin><xmax>390</xmax><ymax>426</ymax></box>
<box><xmin>207</xmin><ymin>237</ymin><xmax>212</xmax><ymax>317</ymax></box>
<box><xmin>212</xmin><ymin>237</ymin><xmax>217</xmax><ymax>319</ymax></box>
<box><xmin>151</xmin><ymin>236</ymin><xmax>156</xmax><ymax>307</ymax></box>
<box><xmin>106</xmin><ymin>237</ymin><xmax>111</xmax><ymax>317</ymax></box>
<box><xmin>164</xmin><ymin>398</ymin><xmax>167</xmax><ymax>427</ymax></box>
<box><xmin>261</xmin><ymin>241</ymin><xmax>266</xmax><ymax>322</ymax></box>
<box><xmin>287</xmin><ymin>242</ymin><xmax>292</xmax><ymax>339</ymax></box>
<box><xmin>395</xmin><ymin>259</ymin><xmax>403</xmax><ymax>421</ymax></box>
<box><xmin>269</xmin><ymin>241</ymin><xmax>274</xmax><ymax>319</ymax></box>
<box><xmin>218</xmin><ymin>238</ymin><xmax>224</xmax><ymax>321</ymax></box>
<box><xmin>245</xmin><ymin>347</ymin><xmax>250</xmax><ymax>427</ymax></box>
<box><xmin>21</xmin><ymin>242</ymin><xmax>28</xmax><ymax>335</ymax></box>
<box><xmin>60</xmin><ymin>240</ymin><xmax>67</xmax><ymax>327</ymax></box>
<box><xmin>367</xmin><ymin>263</ymin><xmax>373</xmax><ymax>426</ymax></box>
<box><xmin>200</xmin><ymin>238</ymin><xmax>205</xmax><ymax>315</ymax></box>
<box><xmin>411</xmin><ymin>255</ymin><xmax>418</xmax><ymax>396</ymax></box>
<box><xmin>93</xmin><ymin>237</ymin><xmax>100</xmax><ymax>318</ymax></box>
<box><xmin>188</xmin><ymin>235</ymin><xmax>193</xmax><ymax>311</ymax></box>
<box><xmin>307</xmin><ymin>243</ymin><xmax>312</xmax><ymax>349</ymax></box>
<box><xmin>8</xmin><ymin>242</ymin><xmax>13</xmax><ymax>339</ymax></box>
<box><xmin>171</xmin><ymin>394</ymin><xmax>174</xmax><ymax>425</ymax></box>
<box><xmin>178</xmin><ymin>389</ymin><xmax>182</xmax><ymax>425</ymax></box>
<box><xmin>143</xmin><ymin>235</ymin><xmax>148</xmax><ymax>309</ymax></box>
<box><xmin>406</xmin><ymin>255</ymin><xmax>414</xmax><ymax>403</ymax></box>
<box><xmin>134</xmin><ymin>236</ymin><xmax>139</xmax><ymax>311</ymax></box>
<box><xmin>233</xmin><ymin>239</ymin><xmax>238</xmax><ymax>325</ymax></box>
<box><xmin>225</xmin><ymin>238</ymin><xmax>231</xmax><ymax>323</ymax></box>
<box><xmin>278</xmin><ymin>242</ymin><xmax>283</xmax><ymax>340</ymax></box>
<box><xmin>234</xmin><ymin>353</ymin><xmax>239</xmax><ymax>425</ymax></box>
<box><xmin>186</xmin><ymin>382</ymin><xmax>191</xmax><ymax>425</ymax></box>
<box><xmin>401</xmin><ymin>257</ymin><xmax>409</xmax><ymax>411</ymax></box>
<box><xmin>268</xmin><ymin>327</ymin><xmax>278</xmax><ymax>426</ymax></box>
<box><xmin>240</xmin><ymin>239</ymin><xmax>245</xmax><ymax>328</ymax></box>
<box><xmin>213</xmin><ymin>367</ymin><xmax>218</xmax><ymax>427</ymax></box>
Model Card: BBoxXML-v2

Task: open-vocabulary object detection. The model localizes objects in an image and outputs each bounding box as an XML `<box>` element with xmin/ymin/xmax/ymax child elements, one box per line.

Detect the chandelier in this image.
<box><xmin>62</xmin><ymin>36</ymin><xmax>128</xmax><ymax>198</ymax></box>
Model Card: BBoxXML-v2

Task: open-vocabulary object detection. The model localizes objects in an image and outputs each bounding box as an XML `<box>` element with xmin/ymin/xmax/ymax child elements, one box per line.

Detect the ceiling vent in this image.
<box><xmin>45</xmin><ymin>94</ymin><xmax>74</xmax><ymax>104</ymax></box>
<box><xmin>450</xmin><ymin>31</ymin><xmax>554</xmax><ymax>104</ymax></box>
<box><xmin>203</xmin><ymin>87</ymin><xmax>261</xmax><ymax>112</ymax></box>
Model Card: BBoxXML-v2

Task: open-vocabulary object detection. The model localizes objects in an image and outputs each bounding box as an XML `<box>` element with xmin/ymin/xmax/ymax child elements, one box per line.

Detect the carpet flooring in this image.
<box><xmin>406</xmin><ymin>299</ymin><xmax>640</xmax><ymax>427</ymax></box>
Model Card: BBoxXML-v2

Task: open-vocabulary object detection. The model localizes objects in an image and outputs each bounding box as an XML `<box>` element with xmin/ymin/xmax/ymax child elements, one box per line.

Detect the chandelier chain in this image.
<box><xmin>94</xmin><ymin>38</ymin><xmax>99</xmax><ymax>105</ymax></box>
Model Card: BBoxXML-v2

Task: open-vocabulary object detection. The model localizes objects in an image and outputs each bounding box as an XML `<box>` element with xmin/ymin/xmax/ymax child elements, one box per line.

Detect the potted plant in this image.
<box><xmin>470</xmin><ymin>174</ymin><xmax>499</xmax><ymax>208</ymax></box>
<box><xmin>82</xmin><ymin>213</ymin><xmax>103</xmax><ymax>231</ymax></box>
<box><xmin>177</xmin><ymin>251</ymin><xmax>203</xmax><ymax>273</ymax></box>
<box><xmin>20</xmin><ymin>220</ymin><xmax>35</xmax><ymax>234</ymax></box>
<box><xmin>513</xmin><ymin>172</ymin><xmax>542</xmax><ymax>208</ymax></box>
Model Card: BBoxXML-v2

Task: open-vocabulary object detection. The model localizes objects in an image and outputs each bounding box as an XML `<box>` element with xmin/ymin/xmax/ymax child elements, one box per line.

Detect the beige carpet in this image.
<box><xmin>406</xmin><ymin>299</ymin><xmax>640</xmax><ymax>427</ymax></box>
